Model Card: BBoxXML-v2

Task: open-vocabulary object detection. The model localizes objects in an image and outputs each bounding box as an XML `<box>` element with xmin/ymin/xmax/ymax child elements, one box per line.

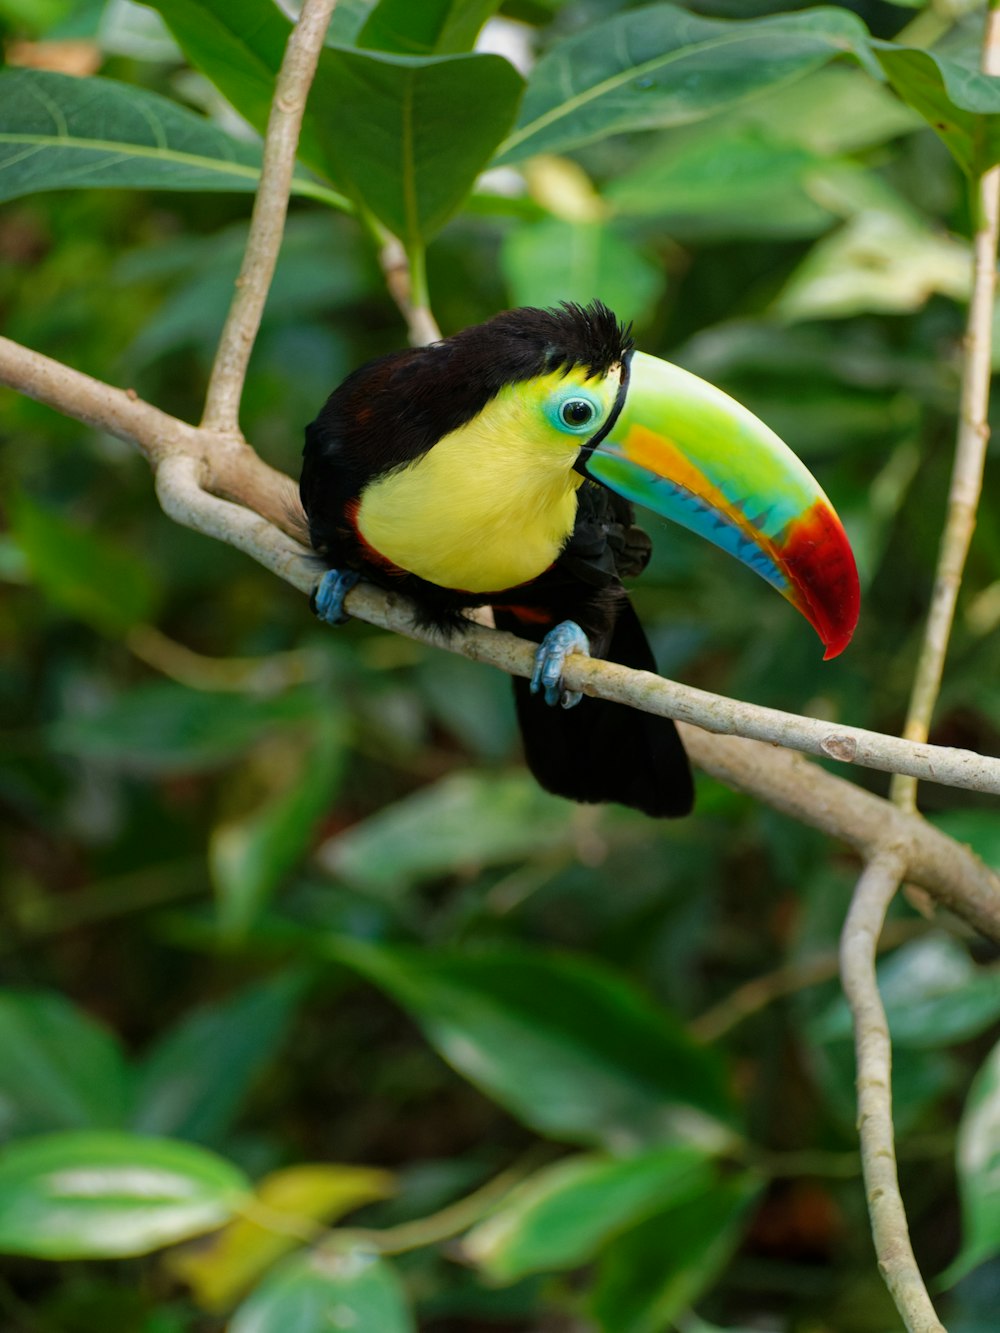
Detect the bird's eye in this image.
<box><xmin>559</xmin><ymin>398</ymin><xmax>596</xmax><ymax>429</ymax></box>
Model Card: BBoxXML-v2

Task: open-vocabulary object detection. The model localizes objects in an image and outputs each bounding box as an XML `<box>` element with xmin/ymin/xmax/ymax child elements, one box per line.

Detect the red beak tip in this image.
<box><xmin>818</xmin><ymin>610</ymin><xmax>858</xmax><ymax>661</ymax></box>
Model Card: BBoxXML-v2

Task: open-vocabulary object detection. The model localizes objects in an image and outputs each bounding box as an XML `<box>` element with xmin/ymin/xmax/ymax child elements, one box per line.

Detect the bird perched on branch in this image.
<box><xmin>301</xmin><ymin>302</ymin><xmax>858</xmax><ymax>817</ymax></box>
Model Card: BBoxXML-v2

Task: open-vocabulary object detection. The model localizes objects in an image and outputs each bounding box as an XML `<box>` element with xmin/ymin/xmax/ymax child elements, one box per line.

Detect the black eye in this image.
<box><xmin>560</xmin><ymin>398</ymin><xmax>596</xmax><ymax>428</ymax></box>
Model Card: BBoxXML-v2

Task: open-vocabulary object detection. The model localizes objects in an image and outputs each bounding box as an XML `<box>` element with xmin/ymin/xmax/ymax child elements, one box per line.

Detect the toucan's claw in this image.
<box><xmin>530</xmin><ymin>620</ymin><xmax>591</xmax><ymax>709</ymax></box>
<box><xmin>312</xmin><ymin>569</ymin><xmax>359</xmax><ymax>626</ymax></box>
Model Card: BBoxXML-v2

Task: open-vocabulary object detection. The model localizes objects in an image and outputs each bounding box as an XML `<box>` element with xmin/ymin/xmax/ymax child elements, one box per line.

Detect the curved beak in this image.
<box><xmin>581</xmin><ymin>352</ymin><xmax>859</xmax><ymax>660</ymax></box>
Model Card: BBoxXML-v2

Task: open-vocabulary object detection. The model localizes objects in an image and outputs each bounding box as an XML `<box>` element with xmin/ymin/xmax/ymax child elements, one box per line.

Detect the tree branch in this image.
<box><xmin>892</xmin><ymin>0</ymin><xmax>1000</xmax><ymax>812</ymax></box>
<box><xmin>841</xmin><ymin>851</ymin><xmax>947</xmax><ymax>1333</ymax></box>
<box><xmin>0</xmin><ymin>0</ymin><xmax>997</xmax><ymax>954</ymax></box>
<box><xmin>200</xmin><ymin>0</ymin><xmax>340</xmax><ymax>434</ymax></box>
<box><xmin>5</xmin><ymin>310</ymin><xmax>1000</xmax><ymax>955</ymax></box>
<box><xmin>6</xmin><ymin>332</ymin><xmax>999</xmax><ymax>804</ymax></box>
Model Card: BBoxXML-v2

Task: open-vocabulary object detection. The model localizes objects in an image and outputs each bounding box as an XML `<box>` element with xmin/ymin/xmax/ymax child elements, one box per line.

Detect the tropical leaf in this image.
<box><xmin>0</xmin><ymin>68</ymin><xmax>264</xmax><ymax>202</ymax></box>
<box><xmin>358</xmin><ymin>0</ymin><xmax>502</xmax><ymax>55</ymax></box>
<box><xmin>229</xmin><ymin>1247</ymin><xmax>415</xmax><ymax>1333</ymax></box>
<box><xmin>0</xmin><ymin>1133</ymin><xmax>249</xmax><ymax>1259</ymax></box>
<box><xmin>462</xmin><ymin>1144</ymin><xmax>715</xmax><ymax>1281</ymax></box>
<box><xmin>309</xmin><ymin>46</ymin><xmax>523</xmax><ymax>245</ymax></box>
<box><xmin>328</xmin><ymin>940</ymin><xmax>736</xmax><ymax>1149</ymax></box>
<box><xmin>496</xmin><ymin>4</ymin><xmax>875</xmax><ymax>164</ymax></box>
<box><xmin>872</xmin><ymin>41</ymin><xmax>1000</xmax><ymax>177</ymax></box>
<box><xmin>0</xmin><ymin>991</ymin><xmax>129</xmax><ymax>1137</ymax></box>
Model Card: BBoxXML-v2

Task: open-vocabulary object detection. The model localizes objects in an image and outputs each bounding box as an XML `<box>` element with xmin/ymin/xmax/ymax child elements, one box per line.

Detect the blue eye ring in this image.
<box><xmin>548</xmin><ymin>388</ymin><xmax>604</xmax><ymax>435</ymax></box>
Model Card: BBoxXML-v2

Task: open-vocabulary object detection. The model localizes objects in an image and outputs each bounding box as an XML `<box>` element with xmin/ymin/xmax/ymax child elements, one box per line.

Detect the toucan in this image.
<box><xmin>300</xmin><ymin>302</ymin><xmax>859</xmax><ymax>818</ymax></box>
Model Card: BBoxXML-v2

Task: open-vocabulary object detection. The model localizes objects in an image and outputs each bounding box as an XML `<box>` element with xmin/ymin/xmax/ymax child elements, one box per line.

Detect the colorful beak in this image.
<box><xmin>582</xmin><ymin>352</ymin><xmax>859</xmax><ymax>659</ymax></box>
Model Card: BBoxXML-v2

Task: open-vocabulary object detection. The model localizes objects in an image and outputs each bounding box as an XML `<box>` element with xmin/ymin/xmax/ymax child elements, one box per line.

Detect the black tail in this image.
<box><xmin>496</xmin><ymin>600</ymin><xmax>694</xmax><ymax>818</ymax></box>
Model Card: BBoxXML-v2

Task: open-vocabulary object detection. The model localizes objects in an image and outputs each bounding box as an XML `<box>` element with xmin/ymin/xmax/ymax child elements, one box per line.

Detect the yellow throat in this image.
<box><xmin>355</xmin><ymin>367</ymin><xmax>617</xmax><ymax>593</ymax></box>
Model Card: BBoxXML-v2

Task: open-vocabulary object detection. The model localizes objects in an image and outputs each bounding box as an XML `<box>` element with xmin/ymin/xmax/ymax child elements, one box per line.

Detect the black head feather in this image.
<box><xmin>301</xmin><ymin>301</ymin><xmax>633</xmax><ymax>556</ymax></box>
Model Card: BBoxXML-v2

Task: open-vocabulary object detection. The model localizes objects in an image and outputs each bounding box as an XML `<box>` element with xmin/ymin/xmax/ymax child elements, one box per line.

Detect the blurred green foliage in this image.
<box><xmin>3</xmin><ymin>0</ymin><xmax>1000</xmax><ymax>1329</ymax></box>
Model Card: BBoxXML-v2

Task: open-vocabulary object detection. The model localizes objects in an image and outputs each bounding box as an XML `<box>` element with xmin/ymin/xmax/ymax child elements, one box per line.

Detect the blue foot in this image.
<box><xmin>530</xmin><ymin>620</ymin><xmax>591</xmax><ymax>709</ymax></box>
<box><xmin>311</xmin><ymin>569</ymin><xmax>359</xmax><ymax>626</ymax></box>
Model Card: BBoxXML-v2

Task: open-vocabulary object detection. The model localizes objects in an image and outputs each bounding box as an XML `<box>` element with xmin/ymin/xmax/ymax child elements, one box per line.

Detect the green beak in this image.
<box><xmin>582</xmin><ymin>352</ymin><xmax>859</xmax><ymax>659</ymax></box>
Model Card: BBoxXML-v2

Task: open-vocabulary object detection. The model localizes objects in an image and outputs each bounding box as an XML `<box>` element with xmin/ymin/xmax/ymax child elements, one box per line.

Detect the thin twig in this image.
<box><xmin>840</xmin><ymin>850</ymin><xmax>946</xmax><ymax>1332</ymax></box>
<box><xmin>378</xmin><ymin>233</ymin><xmax>442</xmax><ymax>346</ymax></box>
<box><xmin>200</xmin><ymin>0</ymin><xmax>339</xmax><ymax>434</ymax></box>
<box><xmin>892</xmin><ymin>0</ymin><xmax>1000</xmax><ymax>813</ymax></box>
<box><xmin>344</xmin><ymin>1151</ymin><xmax>547</xmax><ymax>1256</ymax></box>
<box><xmin>126</xmin><ymin>624</ymin><xmax>320</xmax><ymax>694</ymax></box>
<box><xmin>691</xmin><ymin>917</ymin><xmax>928</xmax><ymax>1043</ymax></box>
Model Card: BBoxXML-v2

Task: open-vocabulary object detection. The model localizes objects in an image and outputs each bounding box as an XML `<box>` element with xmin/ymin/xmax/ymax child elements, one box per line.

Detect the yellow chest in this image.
<box><xmin>355</xmin><ymin>411</ymin><xmax>583</xmax><ymax>594</ymax></box>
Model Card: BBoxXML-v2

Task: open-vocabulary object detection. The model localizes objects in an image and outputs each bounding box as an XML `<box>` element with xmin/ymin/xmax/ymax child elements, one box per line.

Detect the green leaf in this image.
<box><xmin>871</xmin><ymin>42</ymin><xmax>1000</xmax><ymax>177</ymax></box>
<box><xmin>463</xmin><ymin>1144</ymin><xmax>715</xmax><ymax>1281</ymax></box>
<box><xmin>49</xmin><ymin>682</ymin><xmax>323</xmax><ymax>775</ymax></box>
<box><xmin>0</xmin><ymin>0</ymin><xmax>76</xmax><ymax>36</ymax></box>
<box><xmin>144</xmin><ymin>1</ymin><xmax>519</xmax><ymax>233</ymax></box>
<box><xmin>590</xmin><ymin>1175</ymin><xmax>761</xmax><ymax>1333</ymax></box>
<box><xmin>358</xmin><ymin>0</ymin><xmax>502</xmax><ymax>55</ymax></box>
<box><xmin>9</xmin><ymin>491</ymin><xmax>160</xmax><ymax>635</ymax></box>
<box><xmin>414</xmin><ymin>652</ymin><xmax>516</xmax><ymax>762</ymax></box>
<box><xmin>496</xmin><ymin>4</ymin><xmax>874</xmax><ymax>164</ymax></box>
<box><xmin>211</xmin><ymin>718</ymin><xmax>347</xmax><ymax>937</ymax></box>
<box><xmin>728</xmin><ymin>64</ymin><xmax>920</xmax><ymax>155</ymax></box>
<box><xmin>0</xmin><ymin>1132</ymin><xmax>250</xmax><ymax>1258</ymax></box>
<box><xmin>126</xmin><ymin>213</ymin><xmax>368</xmax><ymax>367</ymax></box>
<box><xmin>329</xmin><ymin>940</ymin><xmax>735</xmax><ymax>1150</ymax></box>
<box><xmin>318</xmin><ymin>772</ymin><xmax>576</xmax><ymax>897</ymax></box>
<box><xmin>502</xmin><ymin>217</ymin><xmax>665</xmax><ymax>322</ymax></box>
<box><xmin>812</xmin><ymin>935</ymin><xmax>1000</xmax><ymax>1050</ymax></box>
<box><xmin>308</xmin><ymin>46</ymin><xmax>523</xmax><ymax>244</ymax></box>
<box><xmin>607</xmin><ymin>130</ymin><xmax>836</xmax><ymax>241</ymax></box>
<box><xmin>230</xmin><ymin>1247</ymin><xmax>415</xmax><ymax>1333</ymax></box>
<box><xmin>0</xmin><ymin>991</ymin><xmax>129</xmax><ymax>1137</ymax></box>
<box><xmin>941</xmin><ymin>1038</ymin><xmax>1000</xmax><ymax>1284</ymax></box>
<box><xmin>131</xmin><ymin>974</ymin><xmax>306</xmax><ymax>1144</ymax></box>
<box><xmin>0</xmin><ymin>68</ymin><xmax>268</xmax><ymax>203</ymax></box>
<box><xmin>773</xmin><ymin>208</ymin><xmax>969</xmax><ymax>322</ymax></box>
<box><xmin>142</xmin><ymin>0</ymin><xmax>283</xmax><ymax>121</ymax></box>
<box><xmin>141</xmin><ymin>0</ymin><xmax>325</xmax><ymax>178</ymax></box>
<box><xmin>168</xmin><ymin>1164</ymin><xmax>396</xmax><ymax>1311</ymax></box>
<box><xmin>328</xmin><ymin>0</ymin><xmax>379</xmax><ymax>45</ymax></box>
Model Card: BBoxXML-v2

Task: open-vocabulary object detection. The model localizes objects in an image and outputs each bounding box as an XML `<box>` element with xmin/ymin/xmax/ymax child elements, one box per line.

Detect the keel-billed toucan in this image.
<box><xmin>301</xmin><ymin>302</ymin><xmax>858</xmax><ymax>818</ymax></box>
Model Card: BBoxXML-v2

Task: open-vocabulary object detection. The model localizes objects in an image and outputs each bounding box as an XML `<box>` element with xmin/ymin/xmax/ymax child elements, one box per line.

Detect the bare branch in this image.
<box><xmin>337</xmin><ymin>580</ymin><xmax>1000</xmax><ymax>797</ymax></box>
<box><xmin>0</xmin><ymin>334</ymin><xmax>199</xmax><ymax>461</ymax></box>
<box><xmin>155</xmin><ymin>453</ymin><xmax>313</xmax><ymax>593</ymax></box>
<box><xmin>200</xmin><ymin>0</ymin><xmax>340</xmax><ymax>434</ymax></box>
<box><xmin>841</xmin><ymin>851</ymin><xmax>947</xmax><ymax>1333</ymax></box>
<box><xmin>892</xmin><ymin>1</ymin><xmax>1000</xmax><ymax>812</ymax></box>
<box><xmin>684</xmin><ymin>726</ymin><xmax>1000</xmax><ymax>942</ymax></box>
